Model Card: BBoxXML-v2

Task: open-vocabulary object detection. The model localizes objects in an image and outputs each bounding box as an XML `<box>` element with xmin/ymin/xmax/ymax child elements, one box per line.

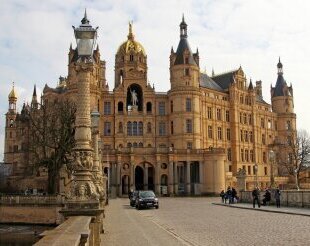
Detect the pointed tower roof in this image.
<box><xmin>81</xmin><ymin>9</ymin><xmax>90</xmax><ymax>25</ymax></box>
<box><xmin>273</xmin><ymin>57</ymin><xmax>287</xmax><ymax>97</ymax></box>
<box><xmin>32</xmin><ymin>84</ymin><xmax>37</xmax><ymax>97</ymax></box>
<box><xmin>174</xmin><ymin>15</ymin><xmax>197</xmax><ymax>66</ymax></box>
<box><xmin>248</xmin><ymin>79</ymin><xmax>254</xmax><ymax>90</ymax></box>
<box><xmin>8</xmin><ymin>82</ymin><xmax>17</xmax><ymax>99</ymax></box>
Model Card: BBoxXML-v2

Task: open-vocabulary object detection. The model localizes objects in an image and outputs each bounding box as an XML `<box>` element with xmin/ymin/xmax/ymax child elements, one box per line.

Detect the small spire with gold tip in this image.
<box><xmin>128</xmin><ymin>21</ymin><xmax>135</xmax><ymax>40</ymax></box>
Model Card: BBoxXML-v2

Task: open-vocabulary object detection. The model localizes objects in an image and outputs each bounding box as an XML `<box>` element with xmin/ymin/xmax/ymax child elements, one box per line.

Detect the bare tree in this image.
<box><xmin>278</xmin><ymin>130</ymin><xmax>310</xmax><ymax>190</ymax></box>
<box><xmin>29</xmin><ymin>100</ymin><xmax>76</xmax><ymax>194</ymax></box>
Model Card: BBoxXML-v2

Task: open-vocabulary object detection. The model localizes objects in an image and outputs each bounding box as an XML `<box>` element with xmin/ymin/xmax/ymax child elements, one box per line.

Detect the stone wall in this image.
<box><xmin>240</xmin><ymin>190</ymin><xmax>310</xmax><ymax>208</ymax></box>
<box><xmin>0</xmin><ymin>195</ymin><xmax>64</xmax><ymax>224</ymax></box>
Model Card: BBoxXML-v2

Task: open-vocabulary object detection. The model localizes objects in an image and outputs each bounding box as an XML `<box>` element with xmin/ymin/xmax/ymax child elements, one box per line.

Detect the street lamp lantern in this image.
<box><xmin>254</xmin><ymin>163</ymin><xmax>258</xmax><ymax>187</ymax></box>
<box><xmin>269</xmin><ymin>149</ymin><xmax>275</xmax><ymax>187</ymax></box>
<box><xmin>73</xmin><ymin>9</ymin><xmax>98</xmax><ymax>57</ymax></box>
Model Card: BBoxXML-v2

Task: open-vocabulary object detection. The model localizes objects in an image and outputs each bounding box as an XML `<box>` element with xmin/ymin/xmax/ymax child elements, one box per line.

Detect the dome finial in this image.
<box><xmin>81</xmin><ymin>8</ymin><xmax>90</xmax><ymax>25</ymax></box>
<box><xmin>8</xmin><ymin>82</ymin><xmax>17</xmax><ymax>99</ymax></box>
<box><xmin>180</xmin><ymin>14</ymin><xmax>188</xmax><ymax>38</ymax></box>
<box><xmin>128</xmin><ymin>21</ymin><xmax>135</xmax><ymax>40</ymax></box>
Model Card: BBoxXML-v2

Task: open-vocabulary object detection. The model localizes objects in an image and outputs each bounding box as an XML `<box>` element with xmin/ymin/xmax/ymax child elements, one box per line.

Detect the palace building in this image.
<box><xmin>3</xmin><ymin>14</ymin><xmax>297</xmax><ymax>195</ymax></box>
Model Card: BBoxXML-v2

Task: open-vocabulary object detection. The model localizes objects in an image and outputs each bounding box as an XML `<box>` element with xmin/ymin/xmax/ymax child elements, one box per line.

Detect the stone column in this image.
<box><xmin>199</xmin><ymin>161</ymin><xmax>204</xmax><ymax>194</ymax></box>
<box><xmin>186</xmin><ymin>161</ymin><xmax>191</xmax><ymax>195</ymax></box>
<box><xmin>174</xmin><ymin>162</ymin><xmax>178</xmax><ymax>195</ymax></box>
<box><xmin>168</xmin><ymin>161</ymin><xmax>174</xmax><ymax>195</ymax></box>
<box><xmin>130</xmin><ymin>163</ymin><xmax>135</xmax><ymax>190</ymax></box>
<box><xmin>117</xmin><ymin>163</ymin><xmax>121</xmax><ymax>196</ymax></box>
<box><xmin>155</xmin><ymin>162</ymin><xmax>160</xmax><ymax>194</ymax></box>
<box><xmin>144</xmin><ymin>163</ymin><xmax>149</xmax><ymax>190</ymax></box>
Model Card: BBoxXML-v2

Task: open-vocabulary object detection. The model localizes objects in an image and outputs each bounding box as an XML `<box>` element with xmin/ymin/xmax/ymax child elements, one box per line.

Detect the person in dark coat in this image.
<box><xmin>275</xmin><ymin>188</ymin><xmax>281</xmax><ymax>208</ymax></box>
<box><xmin>226</xmin><ymin>186</ymin><xmax>232</xmax><ymax>204</ymax></box>
<box><xmin>220</xmin><ymin>190</ymin><xmax>225</xmax><ymax>203</ymax></box>
<box><xmin>262</xmin><ymin>188</ymin><xmax>271</xmax><ymax>206</ymax></box>
<box><xmin>252</xmin><ymin>187</ymin><xmax>260</xmax><ymax>208</ymax></box>
<box><xmin>231</xmin><ymin>188</ymin><xmax>237</xmax><ymax>204</ymax></box>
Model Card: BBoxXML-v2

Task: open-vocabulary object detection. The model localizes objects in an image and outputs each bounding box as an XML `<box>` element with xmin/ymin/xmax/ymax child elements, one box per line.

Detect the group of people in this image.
<box><xmin>252</xmin><ymin>187</ymin><xmax>281</xmax><ymax>208</ymax></box>
<box><xmin>220</xmin><ymin>186</ymin><xmax>238</xmax><ymax>204</ymax></box>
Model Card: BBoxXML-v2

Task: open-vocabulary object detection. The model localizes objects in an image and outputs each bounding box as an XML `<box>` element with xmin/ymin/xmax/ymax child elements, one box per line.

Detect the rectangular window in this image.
<box><xmin>171</xmin><ymin>121</ymin><xmax>174</xmax><ymax>135</ymax></box>
<box><xmin>207</xmin><ymin>107</ymin><xmax>212</xmax><ymax>119</ymax></box>
<box><xmin>226</xmin><ymin>128</ymin><xmax>231</xmax><ymax>141</ymax></box>
<box><xmin>216</xmin><ymin>108</ymin><xmax>221</xmax><ymax>120</ymax></box>
<box><xmin>217</xmin><ymin>127</ymin><xmax>222</xmax><ymax>140</ymax></box>
<box><xmin>170</xmin><ymin>101</ymin><xmax>173</xmax><ymax>113</ymax></box>
<box><xmin>262</xmin><ymin>134</ymin><xmax>266</xmax><ymax>145</ymax></box>
<box><xmin>241</xmin><ymin>149</ymin><xmax>244</xmax><ymax>162</ymax></box>
<box><xmin>243</xmin><ymin>113</ymin><xmax>247</xmax><ymax>124</ymax></box>
<box><xmin>186</xmin><ymin>98</ymin><xmax>192</xmax><ymax>112</ymax></box>
<box><xmin>229</xmin><ymin>165</ymin><xmax>232</xmax><ymax>172</ymax></box>
<box><xmin>245</xmin><ymin>131</ymin><xmax>248</xmax><ymax>142</ymax></box>
<box><xmin>268</xmin><ymin>119</ymin><xmax>272</xmax><ymax>129</ymax></box>
<box><xmin>186</xmin><ymin>119</ymin><xmax>192</xmax><ymax>133</ymax></box>
<box><xmin>225</xmin><ymin>110</ymin><xmax>230</xmax><ymax>122</ymax></box>
<box><xmin>264</xmin><ymin>167</ymin><xmax>268</xmax><ymax>175</ymax></box>
<box><xmin>240</xmin><ymin>113</ymin><xmax>243</xmax><ymax>123</ymax></box>
<box><xmin>158</xmin><ymin>102</ymin><xmax>166</xmax><ymax>115</ymax></box>
<box><xmin>248</xmin><ymin>166</ymin><xmax>251</xmax><ymax>175</ymax></box>
<box><xmin>159</xmin><ymin>122</ymin><xmax>166</xmax><ymax>136</ymax></box>
<box><xmin>263</xmin><ymin>152</ymin><xmax>267</xmax><ymax>163</ymax></box>
<box><xmin>261</xmin><ymin>118</ymin><xmax>265</xmax><ymax>128</ymax></box>
<box><xmin>240</xmin><ymin>130</ymin><xmax>243</xmax><ymax>141</ymax></box>
<box><xmin>248</xmin><ymin>114</ymin><xmax>252</xmax><ymax>125</ymax></box>
<box><xmin>208</xmin><ymin>125</ymin><xmax>213</xmax><ymax>139</ymax></box>
<box><xmin>104</xmin><ymin>122</ymin><xmax>111</xmax><ymax>136</ymax></box>
<box><xmin>185</xmin><ymin>68</ymin><xmax>190</xmax><ymax>76</ymax></box>
<box><xmin>250</xmin><ymin>150</ymin><xmax>254</xmax><ymax>162</ymax></box>
<box><xmin>104</xmin><ymin>101</ymin><xmax>111</xmax><ymax>115</ymax></box>
<box><xmin>249</xmin><ymin>131</ymin><xmax>253</xmax><ymax>142</ymax></box>
<box><xmin>245</xmin><ymin>149</ymin><xmax>249</xmax><ymax>162</ymax></box>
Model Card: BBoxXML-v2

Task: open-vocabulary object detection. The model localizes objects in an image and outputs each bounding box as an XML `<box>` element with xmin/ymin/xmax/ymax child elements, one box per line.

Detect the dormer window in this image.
<box><xmin>185</xmin><ymin>57</ymin><xmax>189</xmax><ymax>64</ymax></box>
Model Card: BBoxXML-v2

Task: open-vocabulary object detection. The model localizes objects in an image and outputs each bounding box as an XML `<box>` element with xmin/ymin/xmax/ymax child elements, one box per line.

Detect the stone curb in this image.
<box><xmin>212</xmin><ymin>202</ymin><xmax>310</xmax><ymax>217</ymax></box>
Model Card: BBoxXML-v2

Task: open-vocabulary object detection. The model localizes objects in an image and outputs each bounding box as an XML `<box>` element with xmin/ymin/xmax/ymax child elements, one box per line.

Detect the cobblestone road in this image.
<box><xmin>101</xmin><ymin>197</ymin><xmax>310</xmax><ymax>246</ymax></box>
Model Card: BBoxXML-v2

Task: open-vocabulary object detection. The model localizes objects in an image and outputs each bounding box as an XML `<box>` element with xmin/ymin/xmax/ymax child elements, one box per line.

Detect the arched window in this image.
<box><xmin>133</xmin><ymin>142</ymin><xmax>138</xmax><ymax>148</ymax></box>
<box><xmin>127</xmin><ymin>142</ymin><xmax>132</xmax><ymax>148</ymax></box>
<box><xmin>138</xmin><ymin>142</ymin><xmax>143</xmax><ymax>148</ymax></box>
<box><xmin>146</xmin><ymin>102</ymin><xmax>152</xmax><ymax>113</ymax></box>
<box><xmin>118</xmin><ymin>102</ymin><xmax>124</xmax><ymax>113</ymax></box>
<box><xmin>147</xmin><ymin>122</ymin><xmax>152</xmax><ymax>133</ymax></box>
<box><xmin>133</xmin><ymin>121</ymin><xmax>138</xmax><ymax>136</ymax></box>
<box><xmin>127</xmin><ymin>122</ymin><xmax>132</xmax><ymax>136</ymax></box>
<box><xmin>138</xmin><ymin>122</ymin><xmax>143</xmax><ymax>135</ymax></box>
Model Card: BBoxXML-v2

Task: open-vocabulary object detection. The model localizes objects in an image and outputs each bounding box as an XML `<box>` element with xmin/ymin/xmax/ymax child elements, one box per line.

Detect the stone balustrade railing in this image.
<box><xmin>0</xmin><ymin>195</ymin><xmax>65</xmax><ymax>205</ymax></box>
<box><xmin>240</xmin><ymin>190</ymin><xmax>310</xmax><ymax>208</ymax></box>
<box><xmin>35</xmin><ymin>216</ymin><xmax>92</xmax><ymax>246</ymax></box>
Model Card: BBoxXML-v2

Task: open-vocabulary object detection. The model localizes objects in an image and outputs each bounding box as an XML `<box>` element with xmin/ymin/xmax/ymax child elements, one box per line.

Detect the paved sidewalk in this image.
<box><xmin>213</xmin><ymin>202</ymin><xmax>310</xmax><ymax>217</ymax></box>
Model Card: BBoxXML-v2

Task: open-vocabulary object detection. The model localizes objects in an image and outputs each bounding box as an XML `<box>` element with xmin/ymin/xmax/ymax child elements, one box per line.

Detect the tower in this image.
<box><xmin>271</xmin><ymin>58</ymin><xmax>296</xmax><ymax>145</ymax></box>
<box><xmin>168</xmin><ymin>16</ymin><xmax>202</xmax><ymax>149</ymax></box>
<box><xmin>4</xmin><ymin>83</ymin><xmax>18</xmax><ymax>164</ymax></box>
<box><xmin>31</xmin><ymin>85</ymin><xmax>38</xmax><ymax>109</ymax></box>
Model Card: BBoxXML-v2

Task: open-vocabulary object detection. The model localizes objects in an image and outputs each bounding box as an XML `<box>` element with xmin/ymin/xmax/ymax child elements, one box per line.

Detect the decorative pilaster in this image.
<box><xmin>186</xmin><ymin>161</ymin><xmax>191</xmax><ymax>194</ymax></box>
<box><xmin>174</xmin><ymin>162</ymin><xmax>178</xmax><ymax>195</ymax></box>
<box><xmin>168</xmin><ymin>161</ymin><xmax>174</xmax><ymax>195</ymax></box>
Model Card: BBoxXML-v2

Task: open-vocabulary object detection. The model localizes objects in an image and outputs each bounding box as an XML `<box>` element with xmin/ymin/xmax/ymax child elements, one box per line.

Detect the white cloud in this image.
<box><xmin>1</xmin><ymin>0</ymin><xmax>310</xmax><ymax>159</ymax></box>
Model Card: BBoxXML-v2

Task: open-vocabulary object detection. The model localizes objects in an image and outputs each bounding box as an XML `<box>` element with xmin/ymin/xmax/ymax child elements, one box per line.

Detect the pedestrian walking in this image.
<box><xmin>252</xmin><ymin>187</ymin><xmax>260</xmax><ymax>208</ymax></box>
<box><xmin>231</xmin><ymin>188</ymin><xmax>237</xmax><ymax>204</ymax></box>
<box><xmin>226</xmin><ymin>186</ymin><xmax>232</xmax><ymax>204</ymax></box>
<box><xmin>262</xmin><ymin>188</ymin><xmax>271</xmax><ymax>206</ymax></box>
<box><xmin>275</xmin><ymin>188</ymin><xmax>281</xmax><ymax>208</ymax></box>
<box><xmin>220</xmin><ymin>190</ymin><xmax>225</xmax><ymax>203</ymax></box>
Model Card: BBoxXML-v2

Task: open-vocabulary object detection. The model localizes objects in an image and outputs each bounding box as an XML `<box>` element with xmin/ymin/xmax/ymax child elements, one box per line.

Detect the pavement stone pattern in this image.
<box><xmin>101</xmin><ymin>197</ymin><xmax>310</xmax><ymax>246</ymax></box>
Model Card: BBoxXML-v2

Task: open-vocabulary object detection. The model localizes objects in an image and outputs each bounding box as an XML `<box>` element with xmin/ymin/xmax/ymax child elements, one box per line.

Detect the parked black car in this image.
<box><xmin>135</xmin><ymin>190</ymin><xmax>159</xmax><ymax>209</ymax></box>
<box><xmin>130</xmin><ymin>190</ymin><xmax>139</xmax><ymax>207</ymax></box>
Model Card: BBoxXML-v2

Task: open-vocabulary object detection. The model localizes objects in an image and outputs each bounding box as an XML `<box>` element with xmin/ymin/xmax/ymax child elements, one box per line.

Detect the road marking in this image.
<box><xmin>141</xmin><ymin>213</ymin><xmax>198</xmax><ymax>246</ymax></box>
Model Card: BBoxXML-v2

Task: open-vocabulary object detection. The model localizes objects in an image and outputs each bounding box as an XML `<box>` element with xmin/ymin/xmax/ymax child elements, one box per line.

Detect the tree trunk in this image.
<box><xmin>48</xmin><ymin>168</ymin><xmax>58</xmax><ymax>194</ymax></box>
<box><xmin>295</xmin><ymin>172</ymin><xmax>300</xmax><ymax>191</ymax></box>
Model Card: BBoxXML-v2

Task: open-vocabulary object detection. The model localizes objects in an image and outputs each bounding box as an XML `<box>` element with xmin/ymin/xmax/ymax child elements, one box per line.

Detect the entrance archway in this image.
<box><xmin>135</xmin><ymin>166</ymin><xmax>144</xmax><ymax>190</ymax></box>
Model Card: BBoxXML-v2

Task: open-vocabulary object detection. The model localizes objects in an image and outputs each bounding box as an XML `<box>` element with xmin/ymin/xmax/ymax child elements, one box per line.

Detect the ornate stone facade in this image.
<box><xmin>3</xmin><ymin>16</ymin><xmax>298</xmax><ymax>195</ymax></box>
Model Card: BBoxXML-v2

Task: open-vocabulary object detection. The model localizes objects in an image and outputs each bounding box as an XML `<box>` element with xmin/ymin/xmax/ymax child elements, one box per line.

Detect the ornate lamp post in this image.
<box><xmin>269</xmin><ymin>150</ymin><xmax>275</xmax><ymax>188</ymax></box>
<box><xmin>254</xmin><ymin>163</ymin><xmax>258</xmax><ymax>187</ymax></box>
<box><xmin>69</xmin><ymin>11</ymin><xmax>101</xmax><ymax>201</ymax></box>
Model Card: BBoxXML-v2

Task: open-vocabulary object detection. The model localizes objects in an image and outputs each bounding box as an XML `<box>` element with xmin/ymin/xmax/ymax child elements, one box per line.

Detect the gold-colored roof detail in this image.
<box><xmin>117</xmin><ymin>22</ymin><xmax>146</xmax><ymax>56</ymax></box>
<box><xmin>8</xmin><ymin>82</ymin><xmax>17</xmax><ymax>99</ymax></box>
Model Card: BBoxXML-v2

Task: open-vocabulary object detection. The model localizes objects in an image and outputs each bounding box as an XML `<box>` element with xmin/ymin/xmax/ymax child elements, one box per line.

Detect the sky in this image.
<box><xmin>1</xmin><ymin>0</ymin><xmax>310</xmax><ymax>161</ymax></box>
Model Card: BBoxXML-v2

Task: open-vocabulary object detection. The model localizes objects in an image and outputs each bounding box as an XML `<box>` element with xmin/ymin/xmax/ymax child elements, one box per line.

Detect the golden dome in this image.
<box><xmin>117</xmin><ymin>22</ymin><xmax>146</xmax><ymax>56</ymax></box>
<box><xmin>8</xmin><ymin>83</ymin><xmax>17</xmax><ymax>99</ymax></box>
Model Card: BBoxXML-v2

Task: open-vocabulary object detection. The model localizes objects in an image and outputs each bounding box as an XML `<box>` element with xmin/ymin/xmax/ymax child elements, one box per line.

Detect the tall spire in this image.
<box><xmin>277</xmin><ymin>56</ymin><xmax>283</xmax><ymax>75</ymax></box>
<box><xmin>8</xmin><ymin>82</ymin><xmax>17</xmax><ymax>99</ymax></box>
<box><xmin>31</xmin><ymin>84</ymin><xmax>38</xmax><ymax>109</ymax></box>
<box><xmin>32</xmin><ymin>84</ymin><xmax>37</xmax><ymax>97</ymax></box>
<box><xmin>180</xmin><ymin>14</ymin><xmax>188</xmax><ymax>38</ymax></box>
<box><xmin>128</xmin><ymin>21</ymin><xmax>135</xmax><ymax>40</ymax></box>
